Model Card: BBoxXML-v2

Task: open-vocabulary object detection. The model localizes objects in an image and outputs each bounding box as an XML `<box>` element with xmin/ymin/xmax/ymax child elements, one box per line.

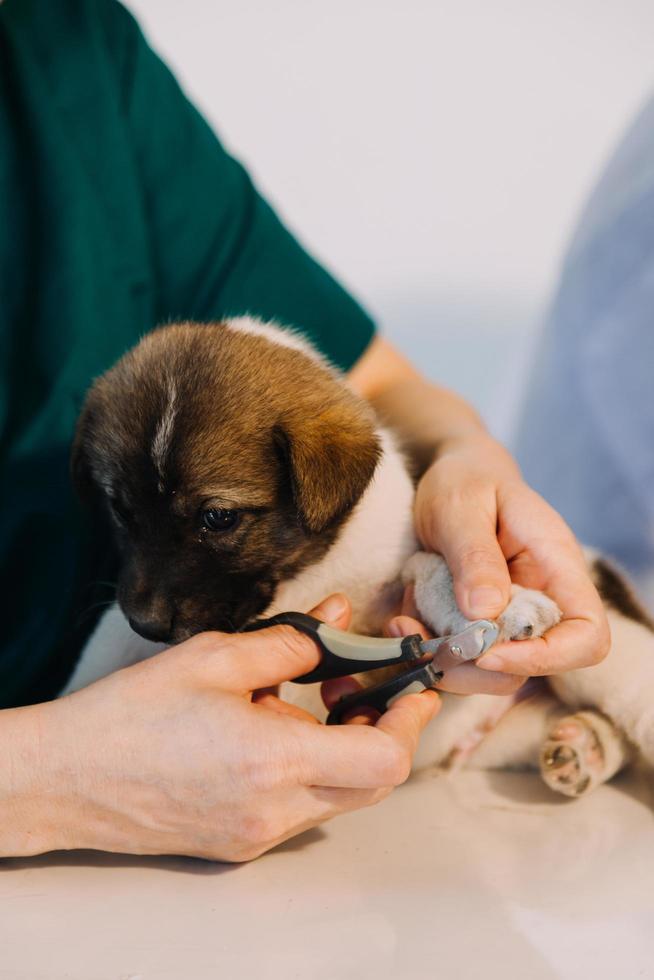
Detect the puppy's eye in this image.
<box><xmin>201</xmin><ymin>508</ymin><xmax>241</xmax><ymax>533</ymax></box>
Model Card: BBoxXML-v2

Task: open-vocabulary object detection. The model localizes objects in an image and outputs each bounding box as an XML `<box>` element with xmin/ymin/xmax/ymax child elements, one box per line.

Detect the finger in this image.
<box><xmin>321</xmin><ymin>675</ymin><xmax>362</xmax><ymax>710</ymax></box>
<box><xmin>209</xmin><ymin>624</ymin><xmax>322</xmax><ymax>691</ymax></box>
<box><xmin>477</xmin><ymin>547</ymin><xmax>609</xmax><ymax>675</ymax></box>
<box><xmin>476</xmin><ymin>615</ymin><xmax>608</xmax><ymax>676</ymax></box>
<box><xmin>252</xmin><ymin>691</ymin><xmax>321</xmax><ymax>724</ymax></box>
<box><xmin>432</xmin><ymin>662</ymin><xmax>526</xmax><ymax>695</ymax></box>
<box><xmin>229</xmin><ymin>784</ymin><xmax>392</xmax><ymax>860</ymax></box>
<box><xmin>530</xmin><ymin>547</ymin><xmax>609</xmax><ymax>655</ymax></box>
<box><xmin>308</xmin><ymin>784</ymin><xmax>391</xmax><ymax>814</ymax></box>
<box><xmin>321</xmin><ymin>677</ymin><xmax>381</xmax><ymax>724</ymax></box>
<box><xmin>298</xmin><ymin>690</ymin><xmax>439</xmax><ymax>788</ymax></box>
<box><xmin>309</xmin><ymin>593</ymin><xmax>353</xmax><ymax>633</ymax></box>
<box><xmin>431</xmin><ymin>498</ymin><xmax>512</xmax><ymax>620</ymax></box>
<box><xmin>384</xmin><ymin>614</ymin><xmax>430</xmax><ymax>642</ymax></box>
<box><xmin>375</xmin><ymin>690</ymin><xmax>441</xmax><ymax>762</ymax></box>
<box><xmin>341</xmin><ymin>707</ymin><xmax>382</xmax><ymax>725</ymax></box>
<box><xmin>202</xmin><ymin>593</ymin><xmax>353</xmax><ymax>692</ymax></box>
<box><xmin>254</xmin><ymin>685</ymin><xmax>279</xmax><ymax>698</ymax></box>
<box><xmin>255</xmin><ymin>783</ymin><xmax>394</xmax><ymax>857</ymax></box>
<box><xmin>297</xmin><ymin>781</ymin><xmax>392</xmax><ymax>827</ymax></box>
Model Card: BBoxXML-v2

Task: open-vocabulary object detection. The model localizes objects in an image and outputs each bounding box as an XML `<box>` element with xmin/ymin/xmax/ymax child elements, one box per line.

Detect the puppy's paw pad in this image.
<box><xmin>540</xmin><ymin>714</ymin><xmax>606</xmax><ymax>798</ymax></box>
<box><xmin>498</xmin><ymin>588</ymin><xmax>561</xmax><ymax>642</ymax></box>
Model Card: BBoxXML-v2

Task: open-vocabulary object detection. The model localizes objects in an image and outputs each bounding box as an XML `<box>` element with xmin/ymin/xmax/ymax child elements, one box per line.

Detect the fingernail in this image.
<box><xmin>468</xmin><ymin>587</ymin><xmax>504</xmax><ymax>616</ymax></box>
<box><xmin>387</xmin><ymin>620</ymin><xmax>404</xmax><ymax>638</ymax></box>
<box><xmin>313</xmin><ymin>594</ymin><xmax>347</xmax><ymax>622</ymax></box>
<box><xmin>477</xmin><ymin>653</ymin><xmax>503</xmax><ymax>671</ymax></box>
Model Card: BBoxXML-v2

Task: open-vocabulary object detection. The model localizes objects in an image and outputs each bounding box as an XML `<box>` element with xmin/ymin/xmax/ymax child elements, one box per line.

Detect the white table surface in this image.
<box><xmin>1</xmin><ymin>769</ymin><xmax>653</xmax><ymax>980</ymax></box>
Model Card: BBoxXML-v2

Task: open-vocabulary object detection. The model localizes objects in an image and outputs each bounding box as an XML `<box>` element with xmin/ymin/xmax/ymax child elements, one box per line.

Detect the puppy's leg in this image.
<box><xmin>543</xmin><ymin>553</ymin><xmax>654</xmax><ymax>771</ymax></box>
<box><xmin>412</xmin><ymin>691</ymin><xmax>518</xmax><ymax>771</ymax></box>
<box><xmin>549</xmin><ymin>610</ymin><xmax>654</xmax><ymax>768</ymax></box>
<box><xmin>402</xmin><ymin>552</ymin><xmax>561</xmax><ymax>641</ymax></box>
<box><xmin>539</xmin><ymin>709</ymin><xmax>633</xmax><ymax>798</ymax></box>
<box><xmin>448</xmin><ymin>691</ymin><xmax>631</xmax><ymax>797</ymax></box>
<box><xmin>414</xmin><ymin>687</ymin><xmax>569</xmax><ymax>775</ymax></box>
<box><xmin>465</xmin><ymin>688</ymin><xmax>567</xmax><ymax>772</ymax></box>
<box><xmin>424</xmin><ymin>690</ymin><xmax>630</xmax><ymax>797</ymax></box>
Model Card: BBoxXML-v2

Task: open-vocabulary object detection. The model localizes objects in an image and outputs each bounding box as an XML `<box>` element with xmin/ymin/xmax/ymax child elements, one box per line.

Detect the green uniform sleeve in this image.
<box><xmin>108</xmin><ymin>3</ymin><xmax>375</xmax><ymax>370</ymax></box>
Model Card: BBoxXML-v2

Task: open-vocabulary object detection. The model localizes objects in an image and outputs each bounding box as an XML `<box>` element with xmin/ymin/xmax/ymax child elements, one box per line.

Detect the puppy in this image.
<box><xmin>66</xmin><ymin>318</ymin><xmax>654</xmax><ymax>798</ymax></box>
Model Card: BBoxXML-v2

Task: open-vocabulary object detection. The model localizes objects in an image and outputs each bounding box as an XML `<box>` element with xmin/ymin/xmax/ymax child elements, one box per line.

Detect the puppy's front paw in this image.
<box><xmin>497</xmin><ymin>585</ymin><xmax>561</xmax><ymax>642</ymax></box>
<box><xmin>402</xmin><ymin>552</ymin><xmax>562</xmax><ymax>643</ymax></box>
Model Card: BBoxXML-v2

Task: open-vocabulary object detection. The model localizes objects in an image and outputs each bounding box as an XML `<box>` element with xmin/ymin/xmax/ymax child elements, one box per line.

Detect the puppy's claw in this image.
<box><xmin>497</xmin><ymin>587</ymin><xmax>561</xmax><ymax>643</ymax></box>
<box><xmin>544</xmin><ymin>744</ymin><xmax>576</xmax><ymax>769</ymax></box>
<box><xmin>510</xmin><ymin>622</ymin><xmax>534</xmax><ymax>641</ymax></box>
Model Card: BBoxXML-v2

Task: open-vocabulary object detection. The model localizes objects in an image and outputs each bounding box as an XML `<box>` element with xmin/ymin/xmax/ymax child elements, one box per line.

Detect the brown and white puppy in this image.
<box><xmin>66</xmin><ymin>317</ymin><xmax>654</xmax><ymax>799</ymax></box>
<box><xmin>71</xmin><ymin>320</ymin><xmax>387</xmax><ymax>640</ymax></box>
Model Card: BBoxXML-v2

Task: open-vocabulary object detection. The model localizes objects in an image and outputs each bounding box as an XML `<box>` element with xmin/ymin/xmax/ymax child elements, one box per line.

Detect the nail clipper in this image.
<box><xmin>246</xmin><ymin>611</ymin><xmax>499</xmax><ymax>725</ymax></box>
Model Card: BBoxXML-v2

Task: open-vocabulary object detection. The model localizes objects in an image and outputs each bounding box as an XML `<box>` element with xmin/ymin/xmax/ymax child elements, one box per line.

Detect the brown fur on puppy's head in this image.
<box><xmin>72</xmin><ymin>319</ymin><xmax>381</xmax><ymax>642</ymax></box>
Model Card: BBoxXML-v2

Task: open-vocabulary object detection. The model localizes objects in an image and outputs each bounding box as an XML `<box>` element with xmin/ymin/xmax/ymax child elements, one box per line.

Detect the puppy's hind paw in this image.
<box><xmin>540</xmin><ymin>710</ymin><xmax>631</xmax><ymax>798</ymax></box>
<box><xmin>497</xmin><ymin>586</ymin><xmax>561</xmax><ymax>642</ymax></box>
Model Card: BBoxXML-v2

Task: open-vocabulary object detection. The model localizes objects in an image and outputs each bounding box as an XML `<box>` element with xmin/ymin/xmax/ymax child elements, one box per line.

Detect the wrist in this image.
<box><xmin>434</xmin><ymin>423</ymin><xmax>489</xmax><ymax>460</ymax></box>
<box><xmin>436</xmin><ymin>429</ymin><xmax>521</xmax><ymax>477</ymax></box>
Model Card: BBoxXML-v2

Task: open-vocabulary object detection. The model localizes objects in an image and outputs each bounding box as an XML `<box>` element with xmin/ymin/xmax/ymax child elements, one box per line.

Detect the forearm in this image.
<box><xmin>0</xmin><ymin>703</ymin><xmax>64</xmax><ymax>857</ymax></box>
<box><xmin>371</xmin><ymin>375</ymin><xmax>490</xmax><ymax>475</ymax></box>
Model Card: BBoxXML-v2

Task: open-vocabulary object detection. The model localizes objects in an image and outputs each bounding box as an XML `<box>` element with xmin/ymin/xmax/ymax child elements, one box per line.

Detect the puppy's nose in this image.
<box><xmin>128</xmin><ymin>614</ymin><xmax>172</xmax><ymax>643</ymax></box>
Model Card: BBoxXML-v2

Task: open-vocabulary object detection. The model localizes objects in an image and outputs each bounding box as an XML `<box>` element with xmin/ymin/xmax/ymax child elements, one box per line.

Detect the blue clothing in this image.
<box><xmin>516</xmin><ymin>95</ymin><xmax>654</xmax><ymax>590</ymax></box>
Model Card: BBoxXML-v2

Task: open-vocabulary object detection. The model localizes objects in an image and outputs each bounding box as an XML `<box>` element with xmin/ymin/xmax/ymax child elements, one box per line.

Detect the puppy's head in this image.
<box><xmin>72</xmin><ymin>319</ymin><xmax>381</xmax><ymax>642</ymax></box>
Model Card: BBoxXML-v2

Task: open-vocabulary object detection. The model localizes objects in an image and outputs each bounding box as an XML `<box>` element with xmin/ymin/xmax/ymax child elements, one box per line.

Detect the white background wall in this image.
<box><xmin>125</xmin><ymin>0</ymin><xmax>654</xmax><ymax>439</ymax></box>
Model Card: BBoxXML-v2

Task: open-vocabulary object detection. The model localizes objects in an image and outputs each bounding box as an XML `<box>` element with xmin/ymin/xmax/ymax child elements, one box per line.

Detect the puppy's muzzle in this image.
<box><xmin>128</xmin><ymin>613</ymin><xmax>173</xmax><ymax>644</ymax></box>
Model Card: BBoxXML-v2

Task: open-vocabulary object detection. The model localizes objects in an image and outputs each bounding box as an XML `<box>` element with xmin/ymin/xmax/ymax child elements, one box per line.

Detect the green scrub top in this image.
<box><xmin>0</xmin><ymin>0</ymin><xmax>375</xmax><ymax>707</ymax></box>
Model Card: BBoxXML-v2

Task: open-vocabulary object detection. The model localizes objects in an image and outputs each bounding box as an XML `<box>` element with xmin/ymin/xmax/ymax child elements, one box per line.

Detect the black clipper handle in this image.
<box><xmin>326</xmin><ymin>662</ymin><xmax>443</xmax><ymax>725</ymax></box>
<box><xmin>245</xmin><ymin>611</ymin><xmax>425</xmax><ymax>684</ymax></box>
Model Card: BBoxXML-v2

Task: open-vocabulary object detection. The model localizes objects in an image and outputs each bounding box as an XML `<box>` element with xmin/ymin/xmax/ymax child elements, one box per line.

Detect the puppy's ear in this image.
<box><xmin>274</xmin><ymin>400</ymin><xmax>381</xmax><ymax>534</ymax></box>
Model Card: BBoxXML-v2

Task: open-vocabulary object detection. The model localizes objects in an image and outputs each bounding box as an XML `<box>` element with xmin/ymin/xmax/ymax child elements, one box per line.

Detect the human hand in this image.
<box><xmin>2</xmin><ymin>595</ymin><xmax>439</xmax><ymax>862</ymax></box>
<box><xmin>398</xmin><ymin>432</ymin><xmax>609</xmax><ymax>688</ymax></box>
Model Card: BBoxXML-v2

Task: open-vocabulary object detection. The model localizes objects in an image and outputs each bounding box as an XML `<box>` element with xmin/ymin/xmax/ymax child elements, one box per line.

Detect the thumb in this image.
<box><xmin>375</xmin><ymin>689</ymin><xmax>441</xmax><ymax>762</ymax></box>
<box><xmin>436</xmin><ymin>509</ymin><xmax>511</xmax><ymax>620</ymax></box>
<box><xmin>214</xmin><ymin>594</ymin><xmax>352</xmax><ymax>693</ymax></box>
